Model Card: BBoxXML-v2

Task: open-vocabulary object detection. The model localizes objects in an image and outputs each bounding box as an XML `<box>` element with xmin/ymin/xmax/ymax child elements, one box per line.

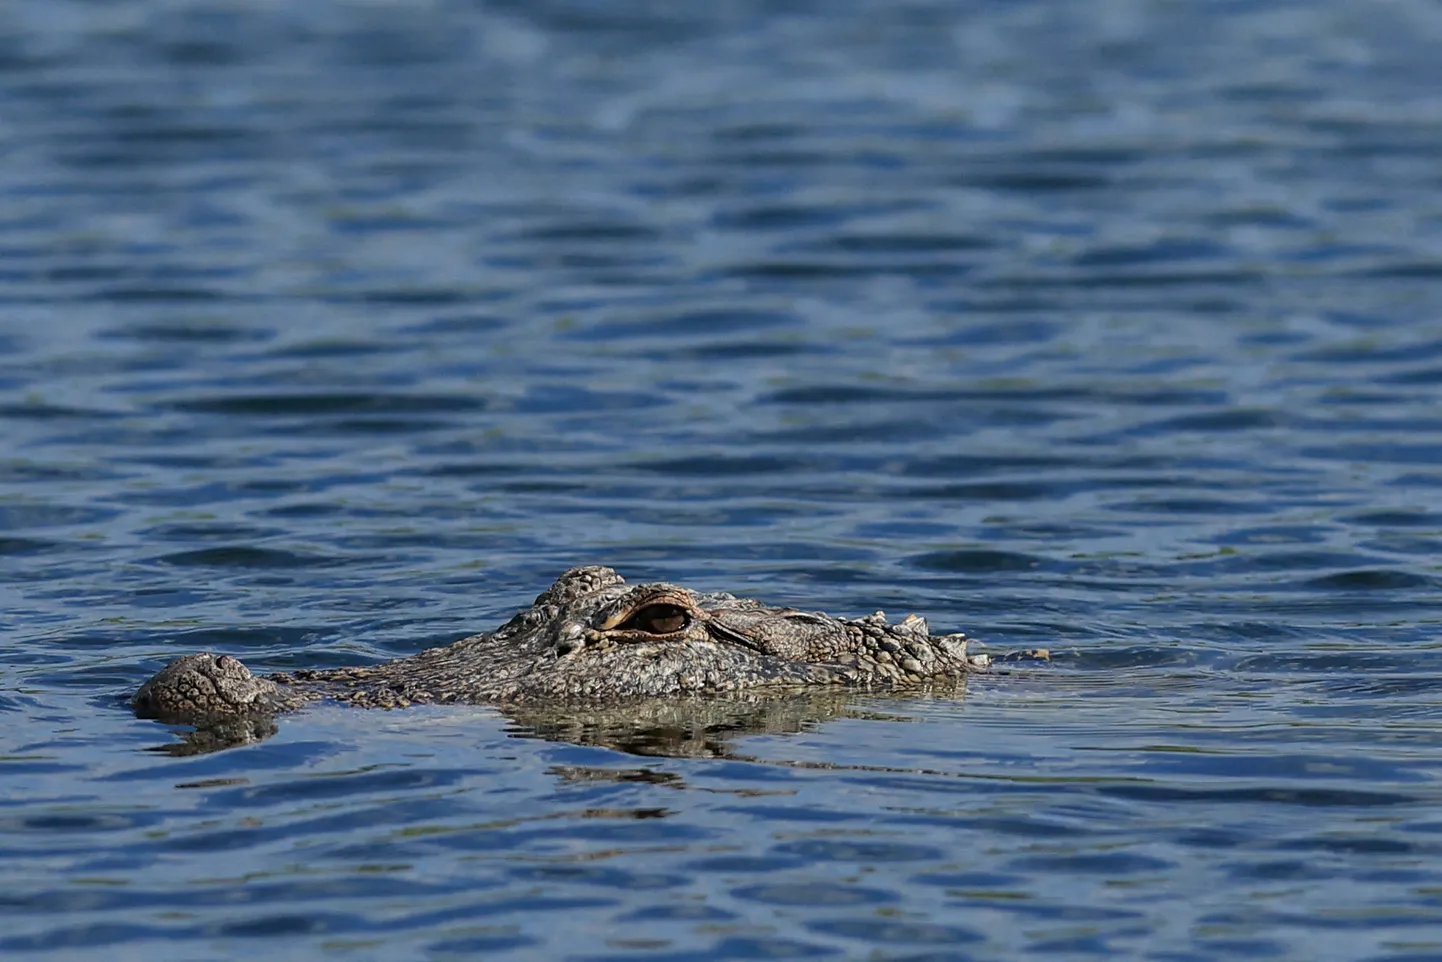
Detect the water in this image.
<box><xmin>4</xmin><ymin>0</ymin><xmax>1442</xmax><ymax>958</ymax></box>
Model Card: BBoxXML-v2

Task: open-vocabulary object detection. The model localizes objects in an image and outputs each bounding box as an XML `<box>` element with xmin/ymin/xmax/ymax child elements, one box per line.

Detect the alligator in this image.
<box><xmin>133</xmin><ymin>565</ymin><xmax>996</xmax><ymax>736</ymax></box>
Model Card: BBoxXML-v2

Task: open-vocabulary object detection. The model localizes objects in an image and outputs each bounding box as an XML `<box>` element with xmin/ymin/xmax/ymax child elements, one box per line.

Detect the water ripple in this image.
<box><xmin>4</xmin><ymin>0</ymin><xmax>1442</xmax><ymax>959</ymax></box>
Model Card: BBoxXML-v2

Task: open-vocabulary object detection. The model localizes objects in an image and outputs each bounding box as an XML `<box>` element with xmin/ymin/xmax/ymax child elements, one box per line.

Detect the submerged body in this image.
<box><xmin>133</xmin><ymin>565</ymin><xmax>991</xmax><ymax>724</ymax></box>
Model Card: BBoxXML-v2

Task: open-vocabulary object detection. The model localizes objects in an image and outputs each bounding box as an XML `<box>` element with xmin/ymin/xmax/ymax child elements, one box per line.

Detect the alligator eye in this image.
<box><xmin>616</xmin><ymin>603</ymin><xmax>691</xmax><ymax>635</ymax></box>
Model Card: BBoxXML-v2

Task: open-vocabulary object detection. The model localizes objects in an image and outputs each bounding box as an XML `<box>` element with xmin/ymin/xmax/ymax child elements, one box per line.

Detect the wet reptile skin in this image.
<box><xmin>132</xmin><ymin>565</ymin><xmax>992</xmax><ymax>723</ymax></box>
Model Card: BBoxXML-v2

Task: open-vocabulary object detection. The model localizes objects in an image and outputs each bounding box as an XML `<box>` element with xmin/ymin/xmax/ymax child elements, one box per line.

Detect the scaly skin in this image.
<box><xmin>133</xmin><ymin>565</ymin><xmax>991</xmax><ymax>725</ymax></box>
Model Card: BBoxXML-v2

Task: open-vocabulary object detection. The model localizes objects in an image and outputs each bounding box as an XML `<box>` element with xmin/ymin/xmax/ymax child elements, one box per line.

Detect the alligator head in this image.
<box><xmin>133</xmin><ymin>565</ymin><xmax>991</xmax><ymax>735</ymax></box>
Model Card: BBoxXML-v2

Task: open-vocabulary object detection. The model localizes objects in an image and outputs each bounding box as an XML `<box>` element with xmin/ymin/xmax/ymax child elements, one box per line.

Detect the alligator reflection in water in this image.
<box><xmin>150</xmin><ymin>688</ymin><xmax>935</xmax><ymax>758</ymax></box>
<box><xmin>502</xmin><ymin>689</ymin><xmax>893</xmax><ymax>758</ymax></box>
<box><xmin>135</xmin><ymin>565</ymin><xmax>996</xmax><ymax>756</ymax></box>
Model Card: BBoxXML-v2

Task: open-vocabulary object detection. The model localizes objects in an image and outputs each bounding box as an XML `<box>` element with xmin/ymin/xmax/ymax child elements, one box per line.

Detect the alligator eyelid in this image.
<box><xmin>613</xmin><ymin>603</ymin><xmax>692</xmax><ymax>635</ymax></box>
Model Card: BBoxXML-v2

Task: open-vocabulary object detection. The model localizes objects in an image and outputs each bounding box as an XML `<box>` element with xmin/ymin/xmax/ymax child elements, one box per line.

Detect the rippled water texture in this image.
<box><xmin>5</xmin><ymin>1</ymin><xmax>1442</xmax><ymax>959</ymax></box>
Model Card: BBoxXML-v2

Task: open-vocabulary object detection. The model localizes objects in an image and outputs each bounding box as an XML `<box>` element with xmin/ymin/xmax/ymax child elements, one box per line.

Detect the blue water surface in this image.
<box><xmin>4</xmin><ymin>1</ymin><xmax>1442</xmax><ymax>959</ymax></box>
